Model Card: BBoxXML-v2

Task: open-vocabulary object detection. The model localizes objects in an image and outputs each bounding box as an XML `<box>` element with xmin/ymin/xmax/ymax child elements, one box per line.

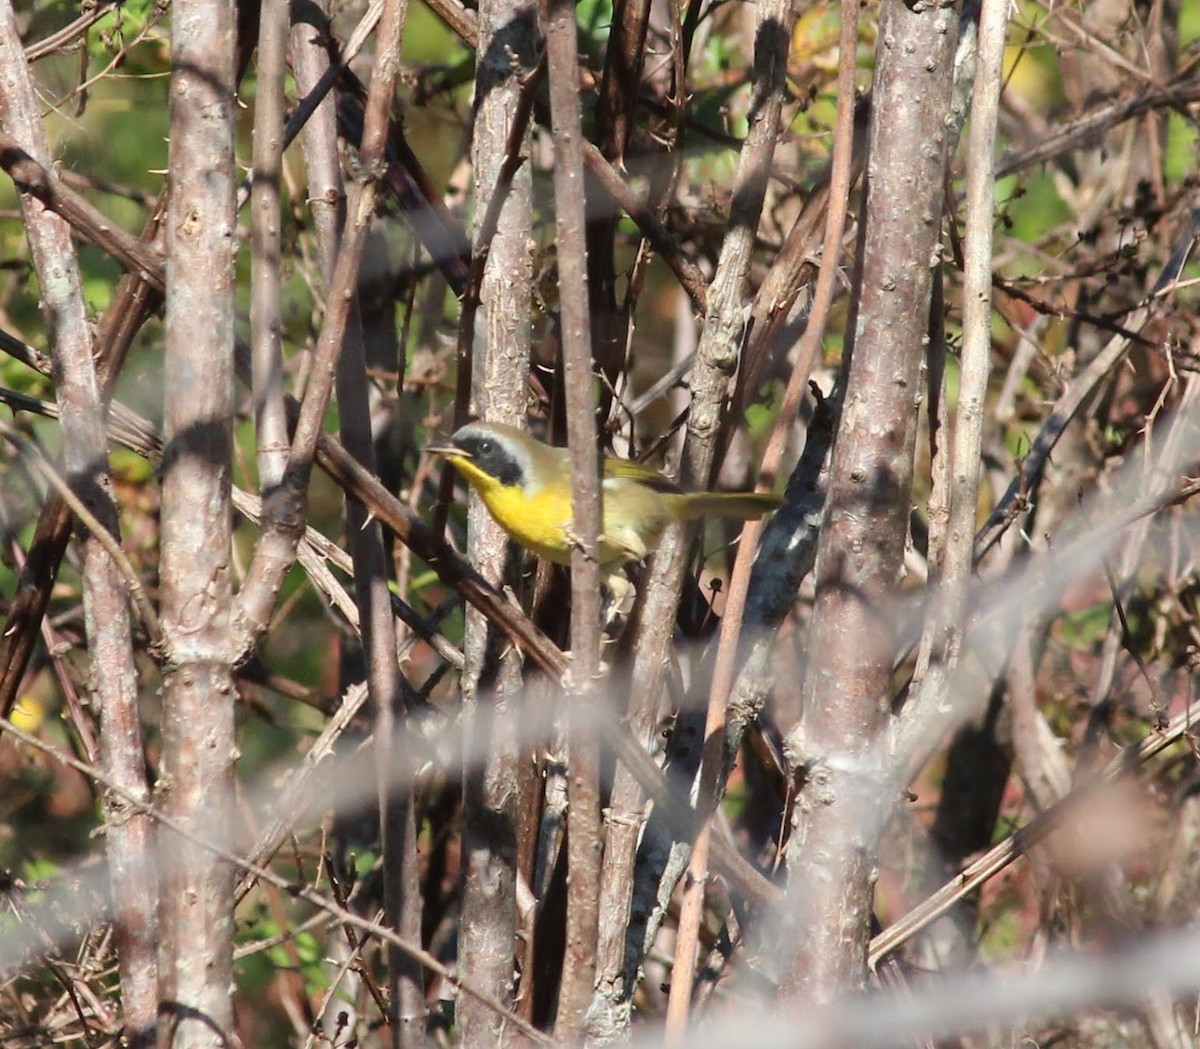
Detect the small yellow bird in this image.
<box><xmin>428</xmin><ymin>421</ymin><xmax>781</xmax><ymax>597</ymax></box>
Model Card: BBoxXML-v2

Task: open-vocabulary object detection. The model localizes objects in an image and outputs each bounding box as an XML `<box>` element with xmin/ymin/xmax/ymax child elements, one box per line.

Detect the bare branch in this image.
<box><xmin>156</xmin><ymin>0</ymin><xmax>238</xmax><ymax>1040</ymax></box>
<box><xmin>783</xmin><ymin>0</ymin><xmax>962</xmax><ymax>1004</ymax></box>
<box><xmin>997</xmin><ymin>75</ymin><xmax>1200</xmax><ymax>179</ymax></box>
<box><xmin>0</xmin><ymin>134</ymin><xmax>165</xmax><ymax>292</ymax></box>
<box><xmin>902</xmin><ymin>0</ymin><xmax>1009</xmax><ymax>738</ymax></box>
<box><xmin>250</xmin><ymin>0</ymin><xmax>290</xmax><ymax>492</ymax></box>
<box><xmin>0</xmin><ymin>8</ymin><xmax>158</xmax><ymax>1037</ymax></box>
<box><xmin>545</xmin><ymin>0</ymin><xmax>604</xmax><ymax>1032</ymax></box>
<box><xmin>232</xmin><ymin>0</ymin><xmax>412</xmax><ymax>658</ymax></box>
<box><xmin>665</xmin><ymin>0</ymin><xmax>861</xmax><ymax>1032</ymax></box>
<box><xmin>456</xmin><ymin>0</ymin><xmax>537</xmax><ymax>1036</ymax></box>
<box><xmin>292</xmin><ymin>1</ymin><xmax>426</xmax><ymax>1037</ymax></box>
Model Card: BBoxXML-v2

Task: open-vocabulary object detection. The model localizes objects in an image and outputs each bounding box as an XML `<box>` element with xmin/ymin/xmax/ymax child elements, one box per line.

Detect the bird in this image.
<box><xmin>427</xmin><ymin>421</ymin><xmax>781</xmax><ymax>606</ymax></box>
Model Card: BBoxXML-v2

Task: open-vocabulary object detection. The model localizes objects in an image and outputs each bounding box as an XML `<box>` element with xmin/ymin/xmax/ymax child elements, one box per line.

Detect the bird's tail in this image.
<box><xmin>672</xmin><ymin>491</ymin><xmax>782</xmax><ymax>521</ymax></box>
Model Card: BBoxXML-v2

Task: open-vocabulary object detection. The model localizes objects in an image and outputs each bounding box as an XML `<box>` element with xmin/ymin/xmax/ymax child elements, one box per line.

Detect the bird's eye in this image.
<box><xmin>478</xmin><ymin>438</ymin><xmax>493</xmax><ymax>454</ymax></box>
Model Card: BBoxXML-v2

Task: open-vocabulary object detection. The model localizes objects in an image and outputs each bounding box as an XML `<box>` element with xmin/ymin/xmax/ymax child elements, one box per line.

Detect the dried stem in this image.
<box><xmin>250</xmin><ymin>0</ymin><xmax>290</xmax><ymax>493</ymax></box>
<box><xmin>232</xmin><ymin>0</ymin><xmax>410</xmax><ymax>657</ymax></box>
<box><xmin>737</xmin><ymin>97</ymin><xmax>869</xmax><ymax>412</ymax></box>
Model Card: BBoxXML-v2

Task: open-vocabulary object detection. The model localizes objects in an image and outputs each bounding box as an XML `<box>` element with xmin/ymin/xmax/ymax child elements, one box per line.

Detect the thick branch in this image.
<box><xmin>783</xmin><ymin>0</ymin><xmax>961</xmax><ymax>1005</ymax></box>
<box><xmin>545</xmin><ymin>0</ymin><xmax>604</xmax><ymax>1035</ymax></box>
<box><xmin>157</xmin><ymin>0</ymin><xmax>239</xmax><ymax>1041</ymax></box>
<box><xmin>457</xmin><ymin>0</ymin><xmax>537</xmax><ymax>1038</ymax></box>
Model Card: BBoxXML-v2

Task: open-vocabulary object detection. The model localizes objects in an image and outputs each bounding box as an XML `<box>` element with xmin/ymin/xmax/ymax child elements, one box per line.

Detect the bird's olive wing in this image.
<box><xmin>602</xmin><ymin>457</ymin><xmax>681</xmax><ymax>495</ymax></box>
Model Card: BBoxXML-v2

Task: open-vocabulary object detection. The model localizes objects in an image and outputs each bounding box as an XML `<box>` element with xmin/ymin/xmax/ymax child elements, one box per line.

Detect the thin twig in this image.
<box><xmin>997</xmin><ymin>75</ymin><xmax>1200</xmax><ymax>179</ymax></box>
<box><xmin>280</xmin><ymin>0</ymin><xmax>386</xmax><ymax>157</ymax></box>
<box><xmin>24</xmin><ymin>2</ymin><xmax>119</xmax><ymax>61</ymax></box>
<box><xmin>973</xmin><ymin>325</ymin><xmax>1140</xmax><ymax>561</ymax></box>
<box><xmin>870</xmin><ymin>696</ymin><xmax>1200</xmax><ymax>966</ymax></box>
<box><xmin>582</xmin><ymin>142</ymin><xmax>708</xmax><ymax>316</ymax></box>
<box><xmin>0</xmin><ymin>423</ymin><xmax>162</xmax><ymax>645</ymax></box>
<box><xmin>250</xmin><ymin>0</ymin><xmax>290</xmax><ymax>492</ymax></box>
<box><xmin>0</xmin><ymin>717</ymin><xmax>555</xmax><ymax>1047</ymax></box>
<box><xmin>234</xmin><ymin>682</ymin><xmax>370</xmax><ymax>898</ymax></box>
<box><xmin>0</xmin><ymin>133</ymin><xmax>165</xmax><ymax>292</ymax></box>
<box><xmin>232</xmin><ymin>0</ymin><xmax>412</xmax><ymax>659</ymax></box>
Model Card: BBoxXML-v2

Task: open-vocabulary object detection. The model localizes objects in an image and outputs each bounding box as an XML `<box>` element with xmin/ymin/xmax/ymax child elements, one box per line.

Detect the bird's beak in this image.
<box><xmin>425</xmin><ymin>440</ymin><xmax>466</xmax><ymax>458</ymax></box>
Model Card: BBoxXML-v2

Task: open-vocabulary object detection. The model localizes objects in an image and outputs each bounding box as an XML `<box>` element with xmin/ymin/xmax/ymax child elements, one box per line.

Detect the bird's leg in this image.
<box><xmin>601</xmin><ymin>570</ymin><xmax>636</xmax><ymax>636</ymax></box>
<box><xmin>597</xmin><ymin>530</ymin><xmax>645</xmax><ymax>638</ymax></box>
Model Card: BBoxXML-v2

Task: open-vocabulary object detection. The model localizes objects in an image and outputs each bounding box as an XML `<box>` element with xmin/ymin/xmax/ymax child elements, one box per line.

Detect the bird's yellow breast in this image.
<box><xmin>479</xmin><ymin>481</ymin><xmax>578</xmax><ymax>565</ymax></box>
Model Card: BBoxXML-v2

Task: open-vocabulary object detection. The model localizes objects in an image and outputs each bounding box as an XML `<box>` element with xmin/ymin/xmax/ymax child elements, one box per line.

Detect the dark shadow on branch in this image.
<box><xmin>473</xmin><ymin>9</ymin><xmax>539</xmax><ymax>108</ymax></box>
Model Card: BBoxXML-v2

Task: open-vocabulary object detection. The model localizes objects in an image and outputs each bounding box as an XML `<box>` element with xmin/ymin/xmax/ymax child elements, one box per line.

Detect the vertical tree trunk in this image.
<box><xmin>783</xmin><ymin>0</ymin><xmax>961</xmax><ymax>1006</ymax></box>
<box><xmin>156</xmin><ymin>0</ymin><xmax>238</xmax><ymax>1043</ymax></box>
<box><xmin>457</xmin><ymin>0</ymin><xmax>536</xmax><ymax>1040</ymax></box>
